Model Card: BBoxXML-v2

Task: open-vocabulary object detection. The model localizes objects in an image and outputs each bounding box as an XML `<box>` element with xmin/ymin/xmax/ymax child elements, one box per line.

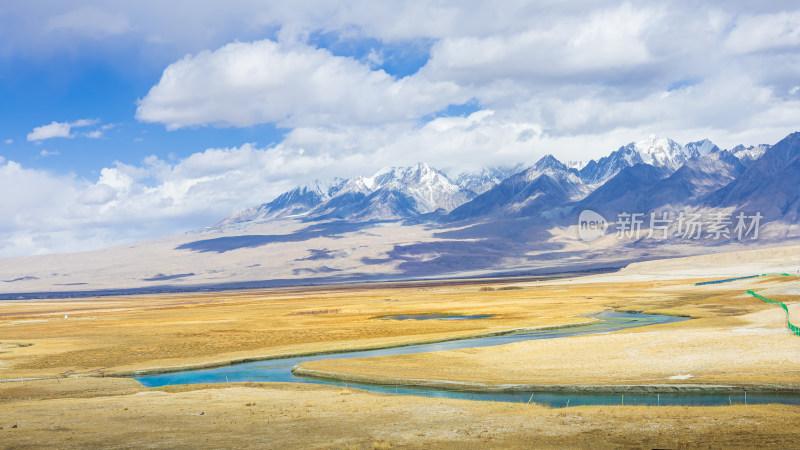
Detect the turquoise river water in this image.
<box><xmin>134</xmin><ymin>311</ymin><xmax>800</xmax><ymax>407</ymax></box>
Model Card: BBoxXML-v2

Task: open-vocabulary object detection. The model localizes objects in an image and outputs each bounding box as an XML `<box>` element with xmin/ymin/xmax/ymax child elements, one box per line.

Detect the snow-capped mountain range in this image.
<box><xmin>215</xmin><ymin>162</ymin><xmax>475</xmax><ymax>228</ymax></box>
<box><xmin>3</xmin><ymin>132</ymin><xmax>799</xmax><ymax>298</ymax></box>
<box><xmin>455</xmin><ymin>165</ymin><xmax>526</xmax><ymax>195</ymax></box>
<box><xmin>576</xmin><ymin>136</ymin><xmax>717</xmax><ymax>186</ymax></box>
<box><xmin>730</xmin><ymin>144</ymin><xmax>770</xmax><ymax>164</ymax></box>
<box><xmin>449</xmin><ymin>154</ymin><xmax>587</xmax><ymax>220</ymax></box>
<box><xmin>217</xmin><ymin>135</ymin><xmax>784</xmax><ymax>229</ymax></box>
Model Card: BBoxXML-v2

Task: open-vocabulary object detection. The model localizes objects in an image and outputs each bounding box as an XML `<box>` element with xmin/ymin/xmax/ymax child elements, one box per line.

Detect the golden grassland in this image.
<box><xmin>297</xmin><ymin>276</ymin><xmax>800</xmax><ymax>389</ymax></box>
<box><xmin>0</xmin><ymin>277</ymin><xmax>711</xmax><ymax>380</ymax></box>
<box><xmin>0</xmin><ymin>275</ymin><xmax>798</xmax><ymax>385</ymax></box>
<box><xmin>0</xmin><ymin>280</ymin><xmax>590</xmax><ymax>379</ymax></box>
<box><xmin>2</xmin><ymin>379</ymin><xmax>800</xmax><ymax>449</ymax></box>
<box><xmin>1</xmin><ymin>273</ymin><xmax>799</xmax><ymax>447</ymax></box>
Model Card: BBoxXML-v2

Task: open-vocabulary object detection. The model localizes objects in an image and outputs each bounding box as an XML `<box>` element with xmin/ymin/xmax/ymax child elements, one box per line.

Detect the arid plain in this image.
<box><xmin>2</xmin><ymin>246</ymin><xmax>800</xmax><ymax>448</ymax></box>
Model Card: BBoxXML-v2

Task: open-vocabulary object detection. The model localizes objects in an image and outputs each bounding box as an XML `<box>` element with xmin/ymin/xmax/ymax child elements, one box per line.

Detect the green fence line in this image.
<box><xmin>695</xmin><ymin>273</ymin><xmax>798</xmax><ymax>336</ymax></box>
<box><xmin>746</xmin><ymin>290</ymin><xmax>800</xmax><ymax>336</ymax></box>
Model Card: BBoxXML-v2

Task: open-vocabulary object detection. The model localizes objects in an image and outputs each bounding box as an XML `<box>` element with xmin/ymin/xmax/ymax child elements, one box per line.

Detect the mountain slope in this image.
<box><xmin>578</xmin><ymin>136</ymin><xmax>714</xmax><ymax>186</ymax></box>
<box><xmin>373</xmin><ymin>163</ymin><xmax>474</xmax><ymax>213</ymax></box>
<box><xmin>683</xmin><ymin>139</ymin><xmax>720</xmax><ymax>159</ymax></box>
<box><xmin>455</xmin><ymin>164</ymin><xmax>526</xmax><ymax>195</ymax></box>
<box><xmin>579</xmin><ymin>144</ymin><xmax>644</xmax><ymax>185</ymax></box>
<box><xmin>638</xmin><ymin>150</ymin><xmax>745</xmax><ymax>211</ymax></box>
<box><xmin>217</xmin><ymin>163</ymin><xmax>475</xmax><ymax>228</ymax></box>
<box><xmin>449</xmin><ymin>155</ymin><xmax>586</xmax><ymax>220</ymax></box>
<box><xmin>213</xmin><ymin>181</ymin><xmax>332</xmax><ymax>228</ymax></box>
<box><xmin>706</xmin><ymin>132</ymin><xmax>800</xmax><ymax>221</ymax></box>
<box><xmin>730</xmin><ymin>144</ymin><xmax>771</xmax><ymax>166</ymax></box>
<box><xmin>315</xmin><ymin>163</ymin><xmax>474</xmax><ymax>220</ymax></box>
<box><xmin>573</xmin><ymin>163</ymin><xmax>672</xmax><ymax>216</ymax></box>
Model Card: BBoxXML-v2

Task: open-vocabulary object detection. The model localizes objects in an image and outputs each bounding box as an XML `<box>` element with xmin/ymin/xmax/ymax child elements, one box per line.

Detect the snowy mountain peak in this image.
<box><xmin>579</xmin><ymin>136</ymin><xmax>719</xmax><ymax>186</ymax></box>
<box><xmin>455</xmin><ymin>165</ymin><xmax>525</xmax><ymax>195</ymax></box>
<box><xmin>684</xmin><ymin>139</ymin><xmax>719</xmax><ymax>158</ymax></box>
<box><xmin>372</xmin><ymin>163</ymin><xmax>448</xmax><ymax>190</ymax></box>
<box><xmin>730</xmin><ymin>144</ymin><xmax>771</xmax><ymax>164</ymax></box>
<box><xmin>566</xmin><ymin>160</ymin><xmax>586</xmax><ymax>170</ymax></box>
<box><xmin>212</xmin><ymin>182</ymin><xmax>329</xmax><ymax>229</ymax></box>
<box><xmin>215</xmin><ymin>162</ymin><xmax>476</xmax><ymax>229</ymax></box>
<box><xmin>578</xmin><ymin>143</ymin><xmax>643</xmax><ymax>185</ymax></box>
<box><xmin>371</xmin><ymin>162</ymin><xmax>442</xmax><ymax>187</ymax></box>
<box><xmin>323</xmin><ymin>162</ymin><xmax>473</xmax><ymax>218</ymax></box>
<box><xmin>533</xmin><ymin>154</ymin><xmax>568</xmax><ymax>172</ymax></box>
<box><xmin>376</xmin><ymin>163</ymin><xmax>468</xmax><ymax>213</ymax></box>
<box><xmin>631</xmin><ymin>136</ymin><xmax>688</xmax><ymax>170</ymax></box>
<box><xmin>403</xmin><ymin>162</ymin><xmax>444</xmax><ymax>184</ymax></box>
<box><xmin>331</xmin><ymin>175</ymin><xmax>374</xmax><ymax>196</ymax></box>
<box><xmin>523</xmin><ymin>155</ymin><xmax>585</xmax><ymax>191</ymax></box>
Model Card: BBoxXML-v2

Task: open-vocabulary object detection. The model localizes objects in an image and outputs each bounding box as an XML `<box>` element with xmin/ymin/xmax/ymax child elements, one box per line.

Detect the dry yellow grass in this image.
<box><xmin>0</xmin><ymin>271</ymin><xmax>799</xmax><ymax>447</ymax></box>
<box><xmin>1</xmin><ymin>275</ymin><xmax>797</xmax><ymax>387</ymax></box>
<box><xmin>0</xmin><ymin>277</ymin><xmax>704</xmax><ymax>379</ymax></box>
<box><xmin>1</xmin><ymin>379</ymin><xmax>799</xmax><ymax>449</ymax></box>
<box><xmin>296</xmin><ymin>276</ymin><xmax>800</xmax><ymax>389</ymax></box>
<box><xmin>1</xmin><ymin>280</ymin><xmax>600</xmax><ymax>379</ymax></box>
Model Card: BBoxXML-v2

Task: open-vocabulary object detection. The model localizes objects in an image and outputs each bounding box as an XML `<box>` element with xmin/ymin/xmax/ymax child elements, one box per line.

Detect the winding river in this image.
<box><xmin>135</xmin><ymin>311</ymin><xmax>800</xmax><ymax>407</ymax></box>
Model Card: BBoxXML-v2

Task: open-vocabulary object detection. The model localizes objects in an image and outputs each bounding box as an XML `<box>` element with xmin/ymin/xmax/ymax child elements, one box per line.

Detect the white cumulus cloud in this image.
<box><xmin>4</xmin><ymin>1</ymin><xmax>800</xmax><ymax>257</ymax></box>
<box><xmin>726</xmin><ymin>11</ymin><xmax>800</xmax><ymax>55</ymax></box>
<box><xmin>136</xmin><ymin>39</ymin><xmax>465</xmax><ymax>129</ymax></box>
<box><xmin>422</xmin><ymin>4</ymin><xmax>655</xmax><ymax>86</ymax></box>
<box><xmin>0</xmin><ymin>143</ymin><xmax>364</xmax><ymax>256</ymax></box>
<box><xmin>27</xmin><ymin>121</ymin><xmax>72</xmax><ymax>141</ymax></box>
<box><xmin>26</xmin><ymin>119</ymin><xmax>100</xmax><ymax>142</ymax></box>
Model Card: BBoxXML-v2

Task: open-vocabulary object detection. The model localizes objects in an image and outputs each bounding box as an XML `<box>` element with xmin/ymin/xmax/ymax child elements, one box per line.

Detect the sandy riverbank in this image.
<box><xmin>2</xmin><ymin>378</ymin><xmax>799</xmax><ymax>449</ymax></box>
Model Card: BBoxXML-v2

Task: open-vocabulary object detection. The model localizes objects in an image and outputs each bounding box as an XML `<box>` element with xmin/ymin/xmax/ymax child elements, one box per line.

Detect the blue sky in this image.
<box><xmin>0</xmin><ymin>24</ymin><xmax>432</xmax><ymax>179</ymax></box>
<box><xmin>1</xmin><ymin>1</ymin><xmax>800</xmax><ymax>257</ymax></box>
